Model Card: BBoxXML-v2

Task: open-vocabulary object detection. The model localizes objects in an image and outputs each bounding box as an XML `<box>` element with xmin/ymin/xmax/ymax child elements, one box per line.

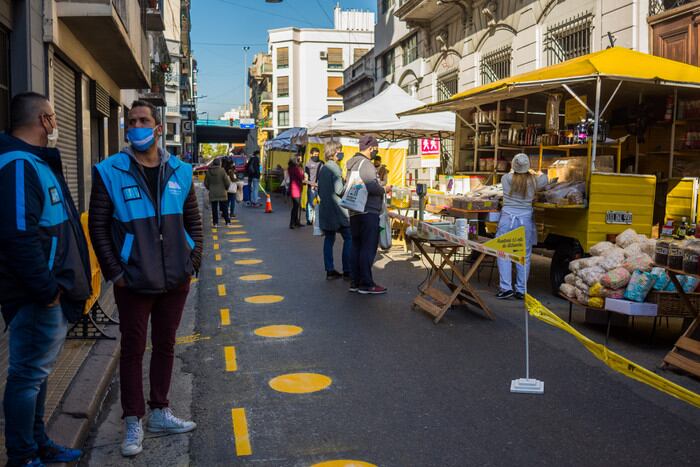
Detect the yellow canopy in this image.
<box><xmin>402</xmin><ymin>47</ymin><xmax>700</xmax><ymax>115</ymax></box>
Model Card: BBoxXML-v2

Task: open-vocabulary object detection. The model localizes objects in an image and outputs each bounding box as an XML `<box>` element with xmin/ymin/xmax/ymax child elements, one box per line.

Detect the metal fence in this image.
<box><xmin>544</xmin><ymin>12</ymin><xmax>593</xmax><ymax>66</ymax></box>
<box><xmin>480</xmin><ymin>46</ymin><xmax>512</xmax><ymax>84</ymax></box>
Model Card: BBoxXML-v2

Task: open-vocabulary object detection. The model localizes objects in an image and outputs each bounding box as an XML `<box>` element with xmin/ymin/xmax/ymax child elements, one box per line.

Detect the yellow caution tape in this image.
<box><xmin>525</xmin><ymin>294</ymin><xmax>700</xmax><ymax>409</ymax></box>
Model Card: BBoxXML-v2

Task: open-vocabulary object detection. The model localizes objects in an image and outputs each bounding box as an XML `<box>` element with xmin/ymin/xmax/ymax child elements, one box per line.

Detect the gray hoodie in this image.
<box><xmin>345</xmin><ymin>153</ymin><xmax>385</xmax><ymax>215</ymax></box>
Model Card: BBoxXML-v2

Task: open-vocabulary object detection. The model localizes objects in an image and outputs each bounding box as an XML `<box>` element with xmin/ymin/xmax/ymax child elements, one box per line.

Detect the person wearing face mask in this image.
<box><xmin>317</xmin><ymin>141</ymin><xmax>352</xmax><ymax>280</ymax></box>
<box><xmin>344</xmin><ymin>135</ymin><xmax>387</xmax><ymax>295</ymax></box>
<box><xmin>88</xmin><ymin>100</ymin><xmax>203</xmax><ymax>457</ymax></box>
<box><xmin>372</xmin><ymin>155</ymin><xmax>389</xmax><ymax>187</ymax></box>
<box><xmin>304</xmin><ymin>147</ymin><xmax>324</xmax><ymax>225</ymax></box>
<box><xmin>0</xmin><ymin>92</ymin><xmax>91</xmax><ymax>466</ymax></box>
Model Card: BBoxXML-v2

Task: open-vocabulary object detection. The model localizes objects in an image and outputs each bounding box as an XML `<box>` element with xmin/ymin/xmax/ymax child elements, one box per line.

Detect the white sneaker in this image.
<box><xmin>146</xmin><ymin>408</ymin><xmax>197</xmax><ymax>434</ymax></box>
<box><xmin>121</xmin><ymin>416</ymin><xmax>143</xmax><ymax>457</ymax></box>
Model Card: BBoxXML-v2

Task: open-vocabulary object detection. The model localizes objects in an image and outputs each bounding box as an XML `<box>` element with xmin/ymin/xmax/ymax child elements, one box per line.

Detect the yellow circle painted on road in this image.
<box><xmin>229</xmin><ymin>238</ymin><xmax>252</xmax><ymax>243</ymax></box>
<box><xmin>254</xmin><ymin>325</ymin><xmax>302</xmax><ymax>338</ymax></box>
<box><xmin>240</xmin><ymin>274</ymin><xmax>272</xmax><ymax>282</ymax></box>
<box><xmin>231</xmin><ymin>248</ymin><xmax>256</xmax><ymax>253</ymax></box>
<box><xmin>226</xmin><ymin>230</ymin><xmax>247</xmax><ymax>235</ymax></box>
<box><xmin>311</xmin><ymin>462</ymin><xmax>377</xmax><ymax>467</ymax></box>
<box><xmin>269</xmin><ymin>373</ymin><xmax>332</xmax><ymax>394</ymax></box>
<box><xmin>235</xmin><ymin>259</ymin><xmax>262</xmax><ymax>265</ymax></box>
<box><xmin>244</xmin><ymin>295</ymin><xmax>284</xmax><ymax>304</ymax></box>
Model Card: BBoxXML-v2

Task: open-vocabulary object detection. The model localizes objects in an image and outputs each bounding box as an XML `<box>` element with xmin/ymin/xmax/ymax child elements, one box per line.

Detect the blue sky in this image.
<box><xmin>192</xmin><ymin>0</ymin><xmax>376</xmax><ymax>118</ymax></box>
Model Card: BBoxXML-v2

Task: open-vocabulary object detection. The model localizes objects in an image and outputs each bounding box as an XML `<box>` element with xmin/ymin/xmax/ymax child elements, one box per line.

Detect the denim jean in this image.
<box><xmin>227</xmin><ymin>193</ymin><xmax>236</xmax><ymax>217</ymax></box>
<box><xmin>496</xmin><ymin>209</ymin><xmax>535</xmax><ymax>294</ymax></box>
<box><xmin>323</xmin><ymin>227</ymin><xmax>352</xmax><ymax>274</ymax></box>
<box><xmin>306</xmin><ymin>188</ymin><xmax>318</xmax><ymax>224</ymax></box>
<box><xmin>350</xmin><ymin>213</ymin><xmax>380</xmax><ymax>287</ymax></box>
<box><xmin>250</xmin><ymin>178</ymin><xmax>260</xmax><ymax>205</ymax></box>
<box><xmin>3</xmin><ymin>302</ymin><xmax>67</xmax><ymax>463</ymax></box>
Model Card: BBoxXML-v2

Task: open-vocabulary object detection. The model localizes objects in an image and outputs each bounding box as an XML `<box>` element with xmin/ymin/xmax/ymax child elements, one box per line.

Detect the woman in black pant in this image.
<box><xmin>288</xmin><ymin>156</ymin><xmax>304</xmax><ymax>228</ymax></box>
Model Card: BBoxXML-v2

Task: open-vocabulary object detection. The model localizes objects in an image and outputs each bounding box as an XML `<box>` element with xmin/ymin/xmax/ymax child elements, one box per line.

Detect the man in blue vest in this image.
<box><xmin>0</xmin><ymin>92</ymin><xmax>91</xmax><ymax>466</ymax></box>
<box><xmin>88</xmin><ymin>101</ymin><xmax>203</xmax><ymax>457</ymax></box>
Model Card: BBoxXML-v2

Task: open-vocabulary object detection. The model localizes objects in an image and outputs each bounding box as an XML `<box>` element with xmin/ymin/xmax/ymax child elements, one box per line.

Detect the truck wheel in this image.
<box><xmin>550</xmin><ymin>243</ymin><xmax>583</xmax><ymax>295</ymax></box>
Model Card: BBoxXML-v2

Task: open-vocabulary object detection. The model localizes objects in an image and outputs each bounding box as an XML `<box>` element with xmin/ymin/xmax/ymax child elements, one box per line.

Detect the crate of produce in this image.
<box><xmin>646</xmin><ymin>291</ymin><xmax>700</xmax><ymax>318</ymax></box>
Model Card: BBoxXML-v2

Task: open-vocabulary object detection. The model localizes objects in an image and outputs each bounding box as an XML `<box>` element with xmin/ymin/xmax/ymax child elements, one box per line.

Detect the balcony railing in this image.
<box><xmin>650</xmin><ymin>0</ymin><xmax>695</xmax><ymax>15</ymax></box>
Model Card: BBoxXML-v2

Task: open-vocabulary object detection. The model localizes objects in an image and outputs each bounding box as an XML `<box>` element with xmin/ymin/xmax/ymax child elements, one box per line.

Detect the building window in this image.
<box><xmin>437</xmin><ymin>74</ymin><xmax>458</xmax><ymax>101</ymax></box>
<box><xmin>277</xmin><ymin>105</ymin><xmax>289</xmax><ymax>127</ymax></box>
<box><xmin>480</xmin><ymin>46</ymin><xmax>512</xmax><ymax>84</ymax></box>
<box><xmin>408</xmin><ymin>138</ymin><xmax>418</xmax><ymax>155</ymax></box>
<box><xmin>353</xmin><ymin>48</ymin><xmax>368</xmax><ymax>64</ymax></box>
<box><xmin>381</xmin><ymin>49</ymin><xmax>395</xmax><ymax>77</ymax></box>
<box><xmin>277</xmin><ymin>76</ymin><xmax>289</xmax><ymax>97</ymax></box>
<box><xmin>545</xmin><ymin>12</ymin><xmax>593</xmax><ymax>65</ymax></box>
<box><xmin>381</xmin><ymin>0</ymin><xmax>394</xmax><ymax>15</ymax></box>
<box><xmin>328</xmin><ymin>48</ymin><xmax>343</xmax><ymax>69</ymax></box>
<box><xmin>402</xmin><ymin>34</ymin><xmax>418</xmax><ymax>66</ymax></box>
<box><xmin>166</xmin><ymin>122</ymin><xmax>177</xmax><ymax>137</ymax></box>
<box><xmin>0</xmin><ymin>27</ymin><xmax>9</xmax><ymax>133</ymax></box>
<box><xmin>328</xmin><ymin>105</ymin><xmax>343</xmax><ymax>115</ymax></box>
<box><xmin>277</xmin><ymin>47</ymin><xmax>289</xmax><ymax>69</ymax></box>
<box><xmin>328</xmin><ymin>76</ymin><xmax>343</xmax><ymax>98</ymax></box>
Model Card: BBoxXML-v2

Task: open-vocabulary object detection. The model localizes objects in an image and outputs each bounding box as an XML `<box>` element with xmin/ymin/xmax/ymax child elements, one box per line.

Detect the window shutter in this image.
<box><xmin>277</xmin><ymin>76</ymin><xmax>289</xmax><ymax>97</ymax></box>
<box><xmin>353</xmin><ymin>48</ymin><xmax>368</xmax><ymax>63</ymax></box>
<box><xmin>328</xmin><ymin>48</ymin><xmax>343</xmax><ymax>68</ymax></box>
<box><xmin>277</xmin><ymin>47</ymin><xmax>289</xmax><ymax>68</ymax></box>
<box><xmin>327</xmin><ymin>76</ymin><xmax>343</xmax><ymax>98</ymax></box>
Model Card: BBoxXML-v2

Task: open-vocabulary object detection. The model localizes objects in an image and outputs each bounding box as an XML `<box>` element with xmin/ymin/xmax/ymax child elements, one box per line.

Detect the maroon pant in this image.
<box><xmin>114</xmin><ymin>281</ymin><xmax>190</xmax><ymax>418</ymax></box>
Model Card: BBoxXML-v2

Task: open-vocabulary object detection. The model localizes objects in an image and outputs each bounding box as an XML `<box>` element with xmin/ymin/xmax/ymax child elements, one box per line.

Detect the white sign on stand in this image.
<box><xmin>419</xmin><ymin>138</ymin><xmax>441</xmax><ymax>169</ymax></box>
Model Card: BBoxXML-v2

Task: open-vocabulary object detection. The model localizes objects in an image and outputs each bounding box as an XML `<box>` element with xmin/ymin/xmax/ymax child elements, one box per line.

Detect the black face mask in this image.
<box><xmin>336</xmin><ymin>152</ymin><xmax>344</xmax><ymax>161</ymax></box>
<box><xmin>370</xmin><ymin>149</ymin><xmax>379</xmax><ymax>159</ymax></box>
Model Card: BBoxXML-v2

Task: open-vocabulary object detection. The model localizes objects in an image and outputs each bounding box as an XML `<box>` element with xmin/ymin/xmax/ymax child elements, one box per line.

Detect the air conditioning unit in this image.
<box><xmin>320</xmin><ymin>51</ymin><xmax>327</xmax><ymax>60</ymax></box>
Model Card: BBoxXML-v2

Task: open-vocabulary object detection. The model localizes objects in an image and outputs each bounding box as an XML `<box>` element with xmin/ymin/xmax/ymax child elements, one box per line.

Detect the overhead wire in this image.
<box><xmin>211</xmin><ymin>0</ymin><xmax>318</xmax><ymax>27</ymax></box>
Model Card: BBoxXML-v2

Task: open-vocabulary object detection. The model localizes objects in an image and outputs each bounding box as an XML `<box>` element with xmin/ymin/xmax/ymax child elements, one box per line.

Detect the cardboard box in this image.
<box><xmin>604</xmin><ymin>298</ymin><xmax>658</xmax><ymax>317</ymax></box>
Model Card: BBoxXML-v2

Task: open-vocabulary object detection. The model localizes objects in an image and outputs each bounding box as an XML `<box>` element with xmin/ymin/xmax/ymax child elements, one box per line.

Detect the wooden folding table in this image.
<box><xmin>410</xmin><ymin>236</ymin><xmax>495</xmax><ymax>323</ymax></box>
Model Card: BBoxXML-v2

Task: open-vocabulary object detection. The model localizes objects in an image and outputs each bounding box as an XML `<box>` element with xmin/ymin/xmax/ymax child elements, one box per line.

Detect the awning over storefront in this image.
<box><xmin>401</xmin><ymin>47</ymin><xmax>700</xmax><ymax>116</ymax></box>
<box><xmin>307</xmin><ymin>84</ymin><xmax>454</xmax><ymax>140</ymax></box>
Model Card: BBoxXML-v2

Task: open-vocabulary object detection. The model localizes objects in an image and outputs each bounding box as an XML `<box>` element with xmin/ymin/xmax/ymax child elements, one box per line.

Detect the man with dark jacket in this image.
<box><xmin>345</xmin><ymin>135</ymin><xmax>387</xmax><ymax>295</ymax></box>
<box><xmin>304</xmin><ymin>147</ymin><xmax>324</xmax><ymax>225</ymax></box>
<box><xmin>0</xmin><ymin>92</ymin><xmax>90</xmax><ymax>466</ymax></box>
<box><xmin>246</xmin><ymin>150</ymin><xmax>261</xmax><ymax>207</ymax></box>
<box><xmin>88</xmin><ymin>100</ymin><xmax>203</xmax><ymax>457</ymax></box>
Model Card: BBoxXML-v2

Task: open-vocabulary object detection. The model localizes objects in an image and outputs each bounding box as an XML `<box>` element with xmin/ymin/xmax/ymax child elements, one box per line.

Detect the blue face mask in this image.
<box><xmin>127</xmin><ymin>127</ymin><xmax>156</xmax><ymax>152</ymax></box>
<box><xmin>336</xmin><ymin>151</ymin><xmax>344</xmax><ymax>161</ymax></box>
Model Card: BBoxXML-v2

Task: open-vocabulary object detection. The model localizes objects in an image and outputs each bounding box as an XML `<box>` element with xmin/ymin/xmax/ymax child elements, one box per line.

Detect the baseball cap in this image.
<box><xmin>359</xmin><ymin>135</ymin><xmax>379</xmax><ymax>151</ymax></box>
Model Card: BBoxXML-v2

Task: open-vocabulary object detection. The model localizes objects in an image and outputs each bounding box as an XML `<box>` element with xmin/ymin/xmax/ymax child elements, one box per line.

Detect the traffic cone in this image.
<box><xmin>264</xmin><ymin>194</ymin><xmax>273</xmax><ymax>213</ymax></box>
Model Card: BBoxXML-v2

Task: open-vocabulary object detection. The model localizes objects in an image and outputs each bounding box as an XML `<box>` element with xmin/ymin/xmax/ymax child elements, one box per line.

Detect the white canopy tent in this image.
<box><xmin>306</xmin><ymin>84</ymin><xmax>455</xmax><ymax>140</ymax></box>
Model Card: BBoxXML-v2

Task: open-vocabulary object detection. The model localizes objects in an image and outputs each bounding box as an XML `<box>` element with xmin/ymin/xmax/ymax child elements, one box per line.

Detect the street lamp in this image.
<box><xmin>243</xmin><ymin>46</ymin><xmax>251</xmax><ymax>116</ymax></box>
<box><xmin>198</xmin><ymin>111</ymin><xmax>209</xmax><ymax>125</ymax></box>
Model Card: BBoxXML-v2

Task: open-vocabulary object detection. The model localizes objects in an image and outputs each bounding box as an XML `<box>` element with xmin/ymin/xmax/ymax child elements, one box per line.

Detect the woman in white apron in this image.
<box><xmin>496</xmin><ymin>153</ymin><xmax>548</xmax><ymax>299</ymax></box>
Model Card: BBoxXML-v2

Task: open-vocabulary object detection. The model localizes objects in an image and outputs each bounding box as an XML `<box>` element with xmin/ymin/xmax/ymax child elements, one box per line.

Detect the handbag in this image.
<box><xmin>227</xmin><ymin>182</ymin><xmax>238</xmax><ymax>194</ymax></box>
<box><xmin>378</xmin><ymin>198</ymin><xmax>392</xmax><ymax>250</ymax></box>
<box><xmin>340</xmin><ymin>159</ymin><xmax>368</xmax><ymax>212</ymax></box>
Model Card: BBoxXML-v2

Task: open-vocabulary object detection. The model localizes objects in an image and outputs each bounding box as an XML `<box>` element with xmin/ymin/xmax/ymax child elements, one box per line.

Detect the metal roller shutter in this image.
<box><xmin>53</xmin><ymin>58</ymin><xmax>80</xmax><ymax>209</ymax></box>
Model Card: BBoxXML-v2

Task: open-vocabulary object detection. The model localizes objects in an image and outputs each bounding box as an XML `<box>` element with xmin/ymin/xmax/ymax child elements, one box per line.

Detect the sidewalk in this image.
<box><xmin>0</xmin><ymin>288</ymin><xmax>120</xmax><ymax>465</ymax></box>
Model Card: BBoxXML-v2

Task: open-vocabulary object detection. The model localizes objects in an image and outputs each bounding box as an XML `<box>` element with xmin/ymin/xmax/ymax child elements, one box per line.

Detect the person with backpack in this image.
<box><xmin>246</xmin><ymin>150</ymin><xmax>261</xmax><ymax>207</ymax></box>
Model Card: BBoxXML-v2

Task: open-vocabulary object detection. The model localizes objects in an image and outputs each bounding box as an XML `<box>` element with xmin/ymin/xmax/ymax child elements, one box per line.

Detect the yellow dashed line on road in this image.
<box><xmin>213</xmin><ymin>243</ymin><xmax>220</xmax><ymax>250</ymax></box>
<box><xmin>254</xmin><ymin>325</ymin><xmax>302</xmax><ymax>338</ymax></box>
<box><xmin>213</xmin><ymin>235</ymin><xmax>218</xmax><ymax>240</ymax></box>
<box><xmin>216</xmin><ymin>267</ymin><xmax>223</xmax><ymax>276</ymax></box>
<box><xmin>218</xmin><ymin>284</ymin><xmax>226</xmax><ymax>296</ymax></box>
<box><xmin>231</xmin><ymin>408</ymin><xmax>252</xmax><ymax>456</ymax></box>
<box><xmin>231</xmin><ymin>248</ymin><xmax>256</xmax><ymax>253</ymax></box>
<box><xmin>226</xmin><ymin>231</ymin><xmax>248</xmax><ymax>235</ymax></box>
<box><xmin>212</xmin><ymin>228</ymin><xmax>218</xmax><ymax>233</ymax></box>
<box><xmin>244</xmin><ymin>295</ymin><xmax>284</xmax><ymax>304</ymax></box>
<box><xmin>235</xmin><ymin>259</ymin><xmax>262</xmax><ymax>265</ymax></box>
<box><xmin>239</xmin><ymin>274</ymin><xmax>271</xmax><ymax>282</ymax></box>
<box><xmin>215</xmin><ymin>254</ymin><xmax>222</xmax><ymax>261</ymax></box>
<box><xmin>220</xmin><ymin>308</ymin><xmax>230</xmax><ymax>326</ymax></box>
<box><xmin>224</xmin><ymin>346</ymin><xmax>237</xmax><ymax>372</ymax></box>
<box><xmin>229</xmin><ymin>238</ymin><xmax>252</xmax><ymax>243</ymax></box>
<box><xmin>269</xmin><ymin>373</ymin><xmax>332</xmax><ymax>394</ymax></box>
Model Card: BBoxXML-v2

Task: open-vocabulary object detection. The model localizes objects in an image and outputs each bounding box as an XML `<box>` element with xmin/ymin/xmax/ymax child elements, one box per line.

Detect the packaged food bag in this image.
<box><xmin>588</xmin><ymin>297</ymin><xmax>604</xmax><ymax>309</ymax></box>
<box><xmin>615</xmin><ymin>228</ymin><xmax>639</xmax><ymax>249</ymax></box>
<box><xmin>624</xmin><ymin>270</ymin><xmax>657</xmax><ymax>302</ymax></box>
<box><xmin>560</xmin><ymin>283</ymin><xmax>577</xmax><ymax>298</ymax></box>
<box><xmin>605</xmin><ymin>289</ymin><xmax>625</xmax><ymax>299</ymax></box>
<box><xmin>601</xmin><ymin>267</ymin><xmax>631</xmax><ymax>289</ymax></box>
<box><xmin>575</xmin><ymin>278</ymin><xmax>588</xmax><ymax>292</ymax></box>
<box><xmin>575</xmin><ymin>287</ymin><xmax>589</xmax><ymax>304</ymax></box>
<box><xmin>651</xmin><ymin>267</ymin><xmax>671</xmax><ymax>290</ymax></box>
<box><xmin>622</xmin><ymin>254</ymin><xmax>654</xmax><ymax>273</ymax></box>
<box><xmin>564</xmin><ymin>273</ymin><xmax>577</xmax><ymax>285</ymax></box>
<box><xmin>668</xmin><ymin>241</ymin><xmax>685</xmax><ymax>270</ymax></box>
<box><xmin>569</xmin><ymin>256</ymin><xmax>600</xmax><ymax>273</ymax></box>
<box><xmin>641</xmin><ymin>239</ymin><xmax>657</xmax><ymax>257</ymax></box>
<box><xmin>598</xmin><ymin>248</ymin><xmax>625</xmax><ymax>271</ymax></box>
<box><xmin>579</xmin><ymin>266</ymin><xmax>606</xmax><ymax>286</ymax></box>
<box><xmin>682</xmin><ymin>276</ymin><xmax>700</xmax><ymax>294</ymax></box>
<box><xmin>623</xmin><ymin>242</ymin><xmax>644</xmax><ymax>258</ymax></box>
<box><xmin>682</xmin><ymin>240</ymin><xmax>700</xmax><ymax>275</ymax></box>
<box><xmin>590</xmin><ymin>241</ymin><xmax>615</xmax><ymax>257</ymax></box>
<box><xmin>655</xmin><ymin>239</ymin><xmax>671</xmax><ymax>266</ymax></box>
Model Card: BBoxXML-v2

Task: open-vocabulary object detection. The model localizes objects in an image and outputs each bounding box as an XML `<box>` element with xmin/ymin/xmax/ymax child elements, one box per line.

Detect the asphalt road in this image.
<box><xmin>84</xmin><ymin>191</ymin><xmax>700</xmax><ymax>466</ymax></box>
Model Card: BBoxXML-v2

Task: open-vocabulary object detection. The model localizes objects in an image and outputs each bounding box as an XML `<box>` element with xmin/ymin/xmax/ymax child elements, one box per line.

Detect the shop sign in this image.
<box><xmin>240</xmin><ymin>118</ymin><xmax>255</xmax><ymax>129</ymax></box>
<box><xmin>606</xmin><ymin>210</ymin><xmax>633</xmax><ymax>225</ymax></box>
<box><xmin>420</xmin><ymin>138</ymin><xmax>440</xmax><ymax>155</ymax></box>
<box><xmin>565</xmin><ymin>96</ymin><xmax>588</xmax><ymax>124</ymax></box>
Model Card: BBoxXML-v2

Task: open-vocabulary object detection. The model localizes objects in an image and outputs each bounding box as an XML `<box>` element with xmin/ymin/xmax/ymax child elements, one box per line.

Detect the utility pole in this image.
<box><xmin>243</xmin><ymin>46</ymin><xmax>251</xmax><ymax>116</ymax></box>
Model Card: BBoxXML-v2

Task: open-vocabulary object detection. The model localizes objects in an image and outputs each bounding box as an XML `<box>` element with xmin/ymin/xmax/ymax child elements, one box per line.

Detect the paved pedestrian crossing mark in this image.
<box><xmin>244</xmin><ymin>295</ymin><xmax>284</xmax><ymax>304</ymax></box>
<box><xmin>235</xmin><ymin>259</ymin><xmax>262</xmax><ymax>265</ymax></box>
<box><xmin>224</xmin><ymin>346</ymin><xmax>237</xmax><ymax>372</ymax></box>
<box><xmin>220</xmin><ymin>308</ymin><xmax>230</xmax><ymax>326</ymax></box>
<box><xmin>269</xmin><ymin>373</ymin><xmax>332</xmax><ymax>394</ymax></box>
<box><xmin>254</xmin><ymin>325</ymin><xmax>302</xmax><ymax>338</ymax></box>
<box><xmin>230</xmin><ymin>408</ymin><xmax>252</xmax><ymax>456</ymax></box>
<box><xmin>218</xmin><ymin>284</ymin><xmax>227</xmax><ymax>296</ymax></box>
<box><xmin>239</xmin><ymin>274</ymin><xmax>272</xmax><ymax>282</ymax></box>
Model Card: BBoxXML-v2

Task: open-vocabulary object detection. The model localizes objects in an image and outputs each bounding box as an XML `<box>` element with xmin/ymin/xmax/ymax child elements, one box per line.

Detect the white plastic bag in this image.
<box><xmin>340</xmin><ymin>159</ymin><xmax>368</xmax><ymax>212</ymax></box>
<box><xmin>598</xmin><ymin>247</ymin><xmax>625</xmax><ymax>271</ymax></box>
<box><xmin>378</xmin><ymin>200</ymin><xmax>392</xmax><ymax>250</ymax></box>
<box><xmin>615</xmin><ymin>228</ymin><xmax>639</xmax><ymax>249</ymax></box>
<box><xmin>590</xmin><ymin>241</ymin><xmax>615</xmax><ymax>257</ymax></box>
<box><xmin>579</xmin><ymin>266</ymin><xmax>606</xmax><ymax>286</ymax></box>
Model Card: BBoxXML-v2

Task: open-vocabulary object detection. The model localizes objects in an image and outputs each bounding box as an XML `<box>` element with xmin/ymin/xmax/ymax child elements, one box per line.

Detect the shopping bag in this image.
<box><xmin>235</xmin><ymin>181</ymin><xmax>244</xmax><ymax>202</ymax></box>
<box><xmin>340</xmin><ymin>159</ymin><xmax>368</xmax><ymax>212</ymax></box>
<box><xmin>313</xmin><ymin>203</ymin><xmax>322</xmax><ymax>236</ymax></box>
<box><xmin>227</xmin><ymin>181</ymin><xmax>238</xmax><ymax>194</ymax></box>
<box><xmin>378</xmin><ymin>200</ymin><xmax>392</xmax><ymax>250</ymax></box>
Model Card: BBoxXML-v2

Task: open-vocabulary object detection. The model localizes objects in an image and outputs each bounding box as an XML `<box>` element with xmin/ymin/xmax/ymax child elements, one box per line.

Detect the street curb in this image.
<box><xmin>47</xmin><ymin>325</ymin><xmax>121</xmax><ymax>466</ymax></box>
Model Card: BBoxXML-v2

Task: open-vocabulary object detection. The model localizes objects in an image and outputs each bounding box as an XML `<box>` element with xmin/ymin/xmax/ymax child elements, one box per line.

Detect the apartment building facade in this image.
<box><xmin>268</xmin><ymin>5</ymin><xmax>374</xmax><ymax>136</ymax></box>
